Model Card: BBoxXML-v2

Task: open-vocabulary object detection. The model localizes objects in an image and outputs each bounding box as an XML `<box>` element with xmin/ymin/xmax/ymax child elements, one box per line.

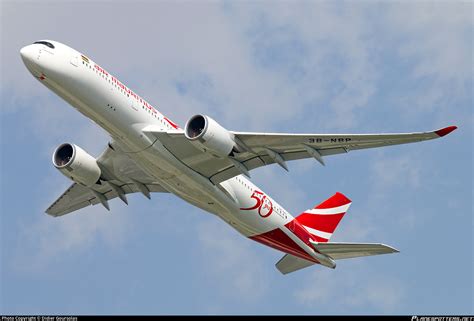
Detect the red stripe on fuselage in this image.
<box><xmin>285</xmin><ymin>219</ymin><xmax>315</xmax><ymax>246</ymax></box>
<box><xmin>164</xmin><ymin>117</ymin><xmax>180</xmax><ymax>129</ymax></box>
<box><xmin>249</xmin><ymin>227</ymin><xmax>317</xmax><ymax>263</ymax></box>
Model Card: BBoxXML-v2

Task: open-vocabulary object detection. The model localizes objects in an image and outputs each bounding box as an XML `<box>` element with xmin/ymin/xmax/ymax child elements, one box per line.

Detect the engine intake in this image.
<box><xmin>185</xmin><ymin>114</ymin><xmax>237</xmax><ymax>157</ymax></box>
<box><xmin>53</xmin><ymin>143</ymin><xmax>101</xmax><ymax>186</ymax></box>
<box><xmin>186</xmin><ymin>114</ymin><xmax>207</xmax><ymax>139</ymax></box>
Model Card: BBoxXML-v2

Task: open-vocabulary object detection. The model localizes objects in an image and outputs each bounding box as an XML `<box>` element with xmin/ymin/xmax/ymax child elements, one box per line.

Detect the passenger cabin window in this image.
<box><xmin>33</xmin><ymin>41</ymin><xmax>55</xmax><ymax>49</ymax></box>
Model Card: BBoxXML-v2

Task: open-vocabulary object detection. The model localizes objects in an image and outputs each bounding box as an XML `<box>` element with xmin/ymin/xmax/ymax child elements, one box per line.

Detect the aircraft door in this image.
<box><xmin>131</xmin><ymin>97</ymin><xmax>138</xmax><ymax>112</ymax></box>
<box><xmin>70</xmin><ymin>55</ymin><xmax>79</xmax><ymax>67</ymax></box>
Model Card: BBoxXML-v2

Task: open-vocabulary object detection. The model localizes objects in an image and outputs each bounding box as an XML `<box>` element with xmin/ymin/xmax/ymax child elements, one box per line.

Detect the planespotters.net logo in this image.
<box><xmin>412</xmin><ymin>317</ymin><xmax>474</xmax><ymax>321</ymax></box>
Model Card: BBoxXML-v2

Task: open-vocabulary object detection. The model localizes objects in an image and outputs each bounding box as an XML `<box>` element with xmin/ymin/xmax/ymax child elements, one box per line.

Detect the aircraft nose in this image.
<box><xmin>20</xmin><ymin>45</ymin><xmax>42</xmax><ymax>76</ymax></box>
<box><xmin>20</xmin><ymin>45</ymin><xmax>37</xmax><ymax>64</ymax></box>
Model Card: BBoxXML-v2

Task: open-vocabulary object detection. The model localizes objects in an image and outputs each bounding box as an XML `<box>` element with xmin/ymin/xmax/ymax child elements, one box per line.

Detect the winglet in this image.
<box><xmin>435</xmin><ymin>126</ymin><xmax>457</xmax><ymax>137</ymax></box>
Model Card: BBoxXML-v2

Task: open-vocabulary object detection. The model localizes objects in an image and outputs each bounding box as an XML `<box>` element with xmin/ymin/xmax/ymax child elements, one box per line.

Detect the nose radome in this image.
<box><xmin>20</xmin><ymin>45</ymin><xmax>37</xmax><ymax>64</ymax></box>
<box><xmin>20</xmin><ymin>45</ymin><xmax>42</xmax><ymax>76</ymax></box>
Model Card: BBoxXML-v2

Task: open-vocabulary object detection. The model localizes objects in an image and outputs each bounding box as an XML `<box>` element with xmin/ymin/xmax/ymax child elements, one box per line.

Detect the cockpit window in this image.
<box><xmin>33</xmin><ymin>41</ymin><xmax>55</xmax><ymax>49</ymax></box>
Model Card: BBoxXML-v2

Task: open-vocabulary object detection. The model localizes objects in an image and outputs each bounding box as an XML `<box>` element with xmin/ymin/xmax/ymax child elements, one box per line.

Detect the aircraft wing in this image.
<box><xmin>46</xmin><ymin>143</ymin><xmax>169</xmax><ymax>216</ymax></box>
<box><xmin>145</xmin><ymin>125</ymin><xmax>456</xmax><ymax>184</ymax></box>
<box><xmin>46</xmin><ymin>182</ymin><xmax>168</xmax><ymax>216</ymax></box>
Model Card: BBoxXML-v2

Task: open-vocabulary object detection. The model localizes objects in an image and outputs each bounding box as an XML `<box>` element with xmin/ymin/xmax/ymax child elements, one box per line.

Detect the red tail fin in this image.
<box><xmin>295</xmin><ymin>192</ymin><xmax>351</xmax><ymax>243</ymax></box>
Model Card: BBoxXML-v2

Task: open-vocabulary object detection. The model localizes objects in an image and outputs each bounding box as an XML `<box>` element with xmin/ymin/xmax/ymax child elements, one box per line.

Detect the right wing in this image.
<box><xmin>46</xmin><ymin>143</ymin><xmax>169</xmax><ymax>217</ymax></box>
<box><xmin>145</xmin><ymin>125</ymin><xmax>457</xmax><ymax>184</ymax></box>
<box><xmin>311</xmin><ymin>242</ymin><xmax>399</xmax><ymax>260</ymax></box>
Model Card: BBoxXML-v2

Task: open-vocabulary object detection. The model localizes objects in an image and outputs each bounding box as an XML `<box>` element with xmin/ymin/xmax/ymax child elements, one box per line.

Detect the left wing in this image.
<box><xmin>145</xmin><ymin>126</ymin><xmax>457</xmax><ymax>184</ymax></box>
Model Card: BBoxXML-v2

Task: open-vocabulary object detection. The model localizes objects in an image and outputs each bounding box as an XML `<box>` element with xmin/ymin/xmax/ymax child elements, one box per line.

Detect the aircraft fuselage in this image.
<box><xmin>21</xmin><ymin>40</ymin><xmax>322</xmax><ymax>264</ymax></box>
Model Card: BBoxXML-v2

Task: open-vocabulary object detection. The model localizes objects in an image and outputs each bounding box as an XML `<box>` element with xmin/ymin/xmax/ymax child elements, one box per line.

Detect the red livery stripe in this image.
<box><xmin>285</xmin><ymin>219</ymin><xmax>315</xmax><ymax>245</ymax></box>
<box><xmin>296</xmin><ymin>213</ymin><xmax>345</xmax><ymax>233</ymax></box>
<box><xmin>315</xmin><ymin>192</ymin><xmax>351</xmax><ymax>209</ymax></box>
<box><xmin>250</xmin><ymin>228</ymin><xmax>317</xmax><ymax>262</ymax></box>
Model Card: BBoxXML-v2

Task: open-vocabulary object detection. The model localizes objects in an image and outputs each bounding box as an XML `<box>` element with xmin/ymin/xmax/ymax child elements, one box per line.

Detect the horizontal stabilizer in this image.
<box><xmin>310</xmin><ymin>241</ymin><xmax>399</xmax><ymax>260</ymax></box>
<box><xmin>276</xmin><ymin>254</ymin><xmax>315</xmax><ymax>274</ymax></box>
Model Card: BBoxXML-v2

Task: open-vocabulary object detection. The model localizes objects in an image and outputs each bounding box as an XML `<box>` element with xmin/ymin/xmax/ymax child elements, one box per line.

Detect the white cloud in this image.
<box><xmin>371</xmin><ymin>154</ymin><xmax>422</xmax><ymax>191</ymax></box>
<box><xmin>195</xmin><ymin>219</ymin><xmax>269</xmax><ymax>302</ymax></box>
<box><xmin>295</xmin><ymin>263</ymin><xmax>403</xmax><ymax>313</ymax></box>
<box><xmin>227</xmin><ymin>2</ymin><xmax>379</xmax><ymax>130</ymax></box>
<box><xmin>349</xmin><ymin>277</ymin><xmax>403</xmax><ymax>312</ymax></box>
<box><xmin>384</xmin><ymin>2</ymin><xmax>473</xmax><ymax>113</ymax></box>
<box><xmin>388</xmin><ymin>2</ymin><xmax>472</xmax><ymax>84</ymax></box>
<box><xmin>351</xmin><ymin>154</ymin><xmax>423</xmax><ymax>235</ymax></box>
<box><xmin>330</xmin><ymin>213</ymin><xmax>375</xmax><ymax>243</ymax></box>
<box><xmin>13</xmin><ymin>204</ymin><xmax>131</xmax><ymax>272</ymax></box>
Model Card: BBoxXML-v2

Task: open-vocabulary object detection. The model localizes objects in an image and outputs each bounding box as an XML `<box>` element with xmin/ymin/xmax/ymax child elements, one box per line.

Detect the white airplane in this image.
<box><xmin>20</xmin><ymin>40</ymin><xmax>457</xmax><ymax>274</ymax></box>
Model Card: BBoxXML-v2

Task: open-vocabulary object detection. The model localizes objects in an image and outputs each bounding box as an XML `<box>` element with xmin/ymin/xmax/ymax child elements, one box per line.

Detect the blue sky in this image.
<box><xmin>1</xmin><ymin>0</ymin><xmax>472</xmax><ymax>315</ymax></box>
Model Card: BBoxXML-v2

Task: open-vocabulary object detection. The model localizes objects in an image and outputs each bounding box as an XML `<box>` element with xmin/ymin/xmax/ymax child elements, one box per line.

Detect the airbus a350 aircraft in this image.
<box><xmin>20</xmin><ymin>40</ymin><xmax>457</xmax><ymax>274</ymax></box>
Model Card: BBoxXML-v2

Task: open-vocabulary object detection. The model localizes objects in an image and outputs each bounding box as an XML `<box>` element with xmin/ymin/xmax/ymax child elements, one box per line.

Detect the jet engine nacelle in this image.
<box><xmin>184</xmin><ymin>114</ymin><xmax>238</xmax><ymax>158</ymax></box>
<box><xmin>52</xmin><ymin>143</ymin><xmax>101</xmax><ymax>186</ymax></box>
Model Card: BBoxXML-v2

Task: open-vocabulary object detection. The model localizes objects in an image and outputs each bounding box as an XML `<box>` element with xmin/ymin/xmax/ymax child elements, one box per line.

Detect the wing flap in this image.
<box><xmin>311</xmin><ymin>242</ymin><xmax>399</xmax><ymax>260</ymax></box>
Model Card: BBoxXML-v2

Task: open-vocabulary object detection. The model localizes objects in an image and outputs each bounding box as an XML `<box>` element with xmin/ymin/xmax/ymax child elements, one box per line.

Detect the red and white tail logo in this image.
<box><xmin>295</xmin><ymin>192</ymin><xmax>351</xmax><ymax>243</ymax></box>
